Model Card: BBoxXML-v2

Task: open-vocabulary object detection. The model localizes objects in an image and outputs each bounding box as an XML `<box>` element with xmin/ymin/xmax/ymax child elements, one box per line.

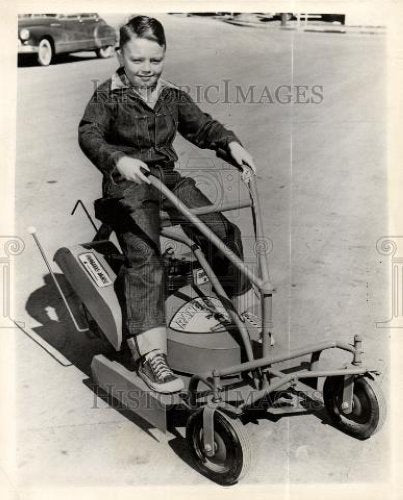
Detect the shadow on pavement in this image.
<box><xmin>167</xmin><ymin>407</ymin><xmax>195</xmax><ymax>475</ymax></box>
<box><xmin>25</xmin><ymin>272</ymin><xmax>112</xmax><ymax>376</ymax></box>
<box><xmin>18</xmin><ymin>52</ymin><xmax>100</xmax><ymax>68</ymax></box>
<box><xmin>82</xmin><ymin>378</ymin><xmax>173</xmax><ymax>443</ymax></box>
<box><xmin>24</xmin><ymin>272</ymin><xmax>194</xmax><ymax>455</ymax></box>
<box><xmin>238</xmin><ymin>386</ymin><xmax>332</xmax><ymax>429</ymax></box>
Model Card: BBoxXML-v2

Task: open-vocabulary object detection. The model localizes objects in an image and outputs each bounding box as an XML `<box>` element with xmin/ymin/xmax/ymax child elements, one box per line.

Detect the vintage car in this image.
<box><xmin>18</xmin><ymin>13</ymin><xmax>117</xmax><ymax>66</ymax></box>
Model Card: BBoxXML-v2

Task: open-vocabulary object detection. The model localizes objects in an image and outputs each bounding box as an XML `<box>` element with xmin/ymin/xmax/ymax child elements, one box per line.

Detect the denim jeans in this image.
<box><xmin>104</xmin><ymin>163</ymin><xmax>252</xmax><ymax>340</ymax></box>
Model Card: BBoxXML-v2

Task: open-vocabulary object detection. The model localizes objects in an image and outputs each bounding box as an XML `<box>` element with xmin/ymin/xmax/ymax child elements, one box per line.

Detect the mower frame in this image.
<box><xmin>30</xmin><ymin>163</ymin><xmax>385</xmax><ymax>486</ymax></box>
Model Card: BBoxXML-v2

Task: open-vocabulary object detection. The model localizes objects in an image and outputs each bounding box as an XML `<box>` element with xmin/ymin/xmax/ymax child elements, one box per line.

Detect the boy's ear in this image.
<box><xmin>116</xmin><ymin>48</ymin><xmax>123</xmax><ymax>66</ymax></box>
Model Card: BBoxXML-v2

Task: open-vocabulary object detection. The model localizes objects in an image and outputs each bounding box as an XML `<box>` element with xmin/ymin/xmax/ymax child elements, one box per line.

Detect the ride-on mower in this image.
<box><xmin>30</xmin><ymin>160</ymin><xmax>386</xmax><ymax>486</ymax></box>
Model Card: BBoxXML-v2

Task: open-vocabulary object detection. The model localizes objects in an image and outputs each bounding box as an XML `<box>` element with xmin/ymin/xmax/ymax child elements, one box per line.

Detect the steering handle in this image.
<box><xmin>140</xmin><ymin>166</ymin><xmax>151</xmax><ymax>177</ymax></box>
<box><xmin>216</xmin><ymin>147</ymin><xmax>242</xmax><ymax>170</ymax></box>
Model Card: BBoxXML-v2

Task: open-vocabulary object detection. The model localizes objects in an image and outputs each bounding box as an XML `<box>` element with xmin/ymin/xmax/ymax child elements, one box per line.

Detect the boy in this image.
<box><xmin>79</xmin><ymin>15</ymin><xmax>258</xmax><ymax>394</ymax></box>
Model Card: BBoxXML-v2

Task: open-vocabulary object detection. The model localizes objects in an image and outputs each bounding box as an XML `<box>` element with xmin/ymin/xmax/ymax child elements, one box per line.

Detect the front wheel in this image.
<box><xmin>95</xmin><ymin>46</ymin><xmax>114</xmax><ymax>59</ymax></box>
<box><xmin>37</xmin><ymin>38</ymin><xmax>54</xmax><ymax>66</ymax></box>
<box><xmin>323</xmin><ymin>375</ymin><xmax>386</xmax><ymax>440</ymax></box>
<box><xmin>186</xmin><ymin>409</ymin><xmax>251</xmax><ymax>485</ymax></box>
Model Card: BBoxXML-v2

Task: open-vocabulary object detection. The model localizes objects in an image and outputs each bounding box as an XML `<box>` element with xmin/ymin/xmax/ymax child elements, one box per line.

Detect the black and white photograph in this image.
<box><xmin>1</xmin><ymin>0</ymin><xmax>402</xmax><ymax>498</ymax></box>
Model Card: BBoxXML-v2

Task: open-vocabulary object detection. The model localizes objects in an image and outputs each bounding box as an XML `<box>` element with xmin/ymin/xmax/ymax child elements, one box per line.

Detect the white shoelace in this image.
<box><xmin>148</xmin><ymin>353</ymin><xmax>174</xmax><ymax>379</ymax></box>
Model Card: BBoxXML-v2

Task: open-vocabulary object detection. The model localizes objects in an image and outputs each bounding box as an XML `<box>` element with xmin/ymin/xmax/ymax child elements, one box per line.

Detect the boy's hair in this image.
<box><xmin>119</xmin><ymin>15</ymin><xmax>166</xmax><ymax>49</ymax></box>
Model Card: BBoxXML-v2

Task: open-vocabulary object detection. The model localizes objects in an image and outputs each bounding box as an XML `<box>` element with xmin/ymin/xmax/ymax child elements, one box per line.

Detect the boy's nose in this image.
<box><xmin>141</xmin><ymin>61</ymin><xmax>152</xmax><ymax>73</ymax></box>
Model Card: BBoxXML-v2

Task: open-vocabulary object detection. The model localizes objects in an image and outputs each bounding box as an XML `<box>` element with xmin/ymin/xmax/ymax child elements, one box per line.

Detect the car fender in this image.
<box><xmin>93</xmin><ymin>22</ymin><xmax>117</xmax><ymax>48</ymax></box>
<box><xmin>21</xmin><ymin>25</ymin><xmax>66</xmax><ymax>53</ymax></box>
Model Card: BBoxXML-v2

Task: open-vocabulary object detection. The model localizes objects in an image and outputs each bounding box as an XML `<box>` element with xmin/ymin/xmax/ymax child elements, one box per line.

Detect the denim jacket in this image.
<box><xmin>78</xmin><ymin>67</ymin><xmax>240</xmax><ymax>198</ymax></box>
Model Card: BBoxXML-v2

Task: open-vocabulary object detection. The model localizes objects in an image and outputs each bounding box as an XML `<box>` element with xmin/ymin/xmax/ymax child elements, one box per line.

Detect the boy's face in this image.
<box><xmin>118</xmin><ymin>37</ymin><xmax>165</xmax><ymax>89</ymax></box>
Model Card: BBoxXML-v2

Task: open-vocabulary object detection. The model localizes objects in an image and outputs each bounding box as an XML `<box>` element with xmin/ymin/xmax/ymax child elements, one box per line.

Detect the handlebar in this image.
<box><xmin>140</xmin><ymin>158</ymin><xmax>272</xmax><ymax>292</ymax></box>
<box><xmin>144</xmin><ymin>172</ymin><xmax>273</xmax><ymax>293</ymax></box>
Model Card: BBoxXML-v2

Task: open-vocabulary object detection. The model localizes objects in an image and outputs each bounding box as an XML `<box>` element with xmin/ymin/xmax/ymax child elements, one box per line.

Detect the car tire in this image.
<box><xmin>37</xmin><ymin>38</ymin><xmax>54</xmax><ymax>66</ymax></box>
<box><xmin>95</xmin><ymin>46</ymin><xmax>114</xmax><ymax>59</ymax></box>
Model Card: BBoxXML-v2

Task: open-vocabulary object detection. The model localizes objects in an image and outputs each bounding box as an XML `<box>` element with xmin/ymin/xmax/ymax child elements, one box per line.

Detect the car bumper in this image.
<box><xmin>18</xmin><ymin>41</ymin><xmax>38</xmax><ymax>54</ymax></box>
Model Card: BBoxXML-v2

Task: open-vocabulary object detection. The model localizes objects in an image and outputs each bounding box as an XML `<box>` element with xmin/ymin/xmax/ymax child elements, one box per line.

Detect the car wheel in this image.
<box><xmin>95</xmin><ymin>46</ymin><xmax>114</xmax><ymax>59</ymax></box>
<box><xmin>37</xmin><ymin>38</ymin><xmax>54</xmax><ymax>66</ymax></box>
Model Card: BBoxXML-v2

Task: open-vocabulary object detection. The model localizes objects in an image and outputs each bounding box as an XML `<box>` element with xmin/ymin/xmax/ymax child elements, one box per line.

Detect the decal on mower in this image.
<box><xmin>169</xmin><ymin>296</ymin><xmax>231</xmax><ymax>333</ymax></box>
<box><xmin>78</xmin><ymin>252</ymin><xmax>113</xmax><ymax>287</ymax></box>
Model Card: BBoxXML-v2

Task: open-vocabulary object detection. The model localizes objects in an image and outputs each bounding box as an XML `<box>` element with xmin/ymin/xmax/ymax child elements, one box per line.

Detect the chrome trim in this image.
<box><xmin>18</xmin><ymin>44</ymin><xmax>38</xmax><ymax>53</ymax></box>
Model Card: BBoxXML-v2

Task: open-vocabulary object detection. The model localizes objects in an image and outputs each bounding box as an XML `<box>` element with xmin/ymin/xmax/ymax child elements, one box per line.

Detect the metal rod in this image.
<box><xmin>248</xmin><ymin>176</ymin><xmax>270</xmax><ymax>284</ymax></box>
<box><xmin>239</xmin><ymin>367</ymin><xmax>374</xmax><ymax>410</ymax></box>
<box><xmin>161</xmin><ymin>199</ymin><xmax>252</xmax><ymax>221</ymax></box>
<box><xmin>212</xmin><ymin>340</ymin><xmax>356</xmax><ymax>377</ymax></box>
<box><xmin>352</xmin><ymin>334</ymin><xmax>363</xmax><ymax>365</ymax></box>
<box><xmin>160</xmin><ymin>226</ymin><xmax>257</xmax><ymax>368</ymax></box>
<box><xmin>262</xmin><ymin>293</ymin><xmax>274</xmax><ymax>355</ymax></box>
<box><xmin>203</xmin><ymin>405</ymin><xmax>216</xmax><ymax>456</ymax></box>
<box><xmin>246</xmin><ymin>176</ymin><xmax>273</xmax><ymax>346</ymax></box>
<box><xmin>212</xmin><ymin>370</ymin><xmax>221</xmax><ymax>403</ymax></box>
<box><xmin>193</xmin><ymin>248</ymin><xmax>255</xmax><ymax>361</ymax></box>
<box><xmin>188</xmin><ymin>374</ymin><xmax>215</xmax><ymax>407</ymax></box>
<box><xmin>150</xmin><ymin>176</ymin><xmax>272</xmax><ymax>292</ymax></box>
<box><xmin>71</xmin><ymin>199</ymin><xmax>98</xmax><ymax>233</ymax></box>
<box><xmin>192</xmin><ymin>198</ymin><xmax>251</xmax><ymax>215</ymax></box>
<box><xmin>240</xmin><ymin>372</ymin><xmax>295</xmax><ymax>408</ymax></box>
<box><xmin>297</xmin><ymin>368</ymin><xmax>370</xmax><ymax>379</ymax></box>
<box><xmin>29</xmin><ymin>227</ymin><xmax>89</xmax><ymax>333</ymax></box>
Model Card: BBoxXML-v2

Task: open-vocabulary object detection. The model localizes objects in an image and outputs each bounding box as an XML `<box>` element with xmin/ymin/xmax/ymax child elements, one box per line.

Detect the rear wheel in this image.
<box><xmin>323</xmin><ymin>375</ymin><xmax>386</xmax><ymax>440</ymax></box>
<box><xmin>186</xmin><ymin>409</ymin><xmax>251</xmax><ymax>485</ymax></box>
<box><xmin>37</xmin><ymin>38</ymin><xmax>54</xmax><ymax>66</ymax></box>
<box><xmin>95</xmin><ymin>46</ymin><xmax>114</xmax><ymax>58</ymax></box>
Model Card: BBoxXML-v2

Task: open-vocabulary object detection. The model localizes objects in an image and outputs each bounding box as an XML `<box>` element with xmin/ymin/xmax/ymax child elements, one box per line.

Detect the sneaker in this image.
<box><xmin>138</xmin><ymin>350</ymin><xmax>184</xmax><ymax>394</ymax></box>
<box><xmin>241</xmin><ymin>310</ymin><xmax>275</xmax><ymax>346</ymax></box>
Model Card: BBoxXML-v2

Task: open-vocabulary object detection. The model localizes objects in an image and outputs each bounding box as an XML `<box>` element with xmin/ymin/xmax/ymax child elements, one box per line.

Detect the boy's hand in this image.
<box><xmin>228</xmin><ymin>141</ymin><xmax>256</xmax><ymax>182</ymax></box>
<box><xmin>116</xmin><ymin>156</ymin><xmax>151</xmax><ymax>184</ymax></box>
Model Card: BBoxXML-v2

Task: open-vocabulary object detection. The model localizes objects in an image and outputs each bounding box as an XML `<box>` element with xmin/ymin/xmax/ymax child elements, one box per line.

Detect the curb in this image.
<box><xmin>223</xmin><ymin>20</ymin><xmax>274</xmax><ymax>29</ymax></box>
<box><xmin>222</xmin><ymin>19</ymin><xmax>385</xmax><ymax>35</ymax></box>
<box><xmin>281</xmin><ymin>26</ymin><xmax>386</xmax><ymax>35</ymax></box>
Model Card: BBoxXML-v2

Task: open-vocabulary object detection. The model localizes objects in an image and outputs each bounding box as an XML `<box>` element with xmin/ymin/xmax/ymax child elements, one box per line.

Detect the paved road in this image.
<box><xmin>13</xmin><ymin>14</ymin><xmax>388</xmax><ymax>489</ymax></box>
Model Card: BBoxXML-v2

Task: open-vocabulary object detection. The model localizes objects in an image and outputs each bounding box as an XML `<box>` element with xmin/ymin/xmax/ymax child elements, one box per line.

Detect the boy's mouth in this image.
<box><xmin>132</xmin><ymin>74</ymin><xmax>159</xmax><ymax>89</ymax></box>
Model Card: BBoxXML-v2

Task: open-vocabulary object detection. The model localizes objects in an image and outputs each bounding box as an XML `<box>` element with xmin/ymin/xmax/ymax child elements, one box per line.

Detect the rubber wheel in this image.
<box><xmin>37</xmin><ymin>38</ymin><xmax>53</xmax><ymax>66</ymax></box>
<box><xmin>323</xmin><ymin>375</ymin><xmax>386</xmax><ymax>440</ymax></box>
<box><xmin>95</xmin><ymin>46</ymin><xmax>114</xmax><ymax>58</ymax></box>
<box><xmin>186</xmin><ymin>409</ymin><xmax>251</xmax><ymax>485</ymax></box>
